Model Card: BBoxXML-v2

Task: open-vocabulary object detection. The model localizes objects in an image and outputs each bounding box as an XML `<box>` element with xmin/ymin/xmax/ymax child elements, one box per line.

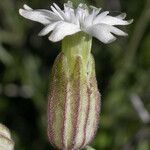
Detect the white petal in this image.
<box><xmin>84</xmin><ymin>14</ymin><xmax>94</xmax><ymax>27</ymax></box>
<box><xmin>97</xmin><ymin>15</ymin><xmax>133</xmax><ymax>25</ymax></box>
<box><xmin>116</xmin><ymin>13</ymin><xmax>126</xmax><ymax>19</ymax></box>
<box><xmin>84</xmin><ymin>7</ymin><xmax>101</xmax><ymax>27</ymax></box>
<box><xmin>93</xmin><ymin>11</ymin><xmax>109</xmax><ymax>24</ymax></box>
<box><xmin>50</xmin><ymin>6</ymin><xmax>64</xmax><ymax>20</ymax></box>
<box><xmin>64</xmin><ymin>2</ymin><xmax>76</xmax><ymax>21</ymax></box>
<box><xmin>19</xmin><ymin>9</ymin><xmax>50</xmax><ymax>24</ymax></box>
<box><xmin>86</xmin><ymin>23</ymin><xmax>128</xmax><ymax>43</ymax></box>
<box><xmin>38</xmin><ymin>21</ymin><xmax>61</xmax><ymax>36</ymax></box>
<box><xmin>110</xmin><ymin>26</ymin><xmax>128</xmax><ymax>36</ymax></box>
<box><xmin>64</xmin><ymin>1</ymin><xmax>73</xmax><ymax>8</ymax></box>
<box><xmin>23</xmin><ymin>4</ymin><xmax>33</xmax><ymax>10</ymax></box>
<box><xmin>53</xmin><ymin>3</ymin><xmax>61</xmax><ymax>11</ymax></box>
<box><xmin>49</xmin><ymin>22</ymin><xmax>81</xmax><ymax>42</ymax></box>
<box><xmin>76</xmin><ymin>3</ymin><xmax>89</xmax><ymax>21</ymax></box>
<box><xmin>86</xmin><ymin>24</ymin><xmax>116</xmax><ymax>43</ymax></box>
<box><xmin>91</xmin><ymin>7</ymin><xmax>101</xmax><ymax>17</ymax></box>
<box><xmin>90</xmin><ymin>5</ymin><xmax>101</xmax><ymax>13</ymax></box>
<box><xmin>36</xmin><ymin>9</ymin><xmax>62</xmax><ymax>20</ymax></box>
<box><xmin>53</xmin><ymin>3</ymin><xmax>66</xmax><ymax>20</ymax></box>
<box><xmin>19</xmin><ymin>9</ymin><xmax>60</xmax><ymax>25</ymax></box>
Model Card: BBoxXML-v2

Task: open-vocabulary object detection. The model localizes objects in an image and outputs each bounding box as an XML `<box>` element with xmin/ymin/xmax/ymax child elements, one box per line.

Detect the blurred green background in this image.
<box><xmin>0</xmin><ymin>0</ymin><xmax>150</xmax><ymax>150</ymax></box>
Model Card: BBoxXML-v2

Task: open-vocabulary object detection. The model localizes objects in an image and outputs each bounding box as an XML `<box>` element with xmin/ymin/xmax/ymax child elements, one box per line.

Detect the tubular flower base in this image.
<box><xmin>0</xmin><ymin>123</ymin><xmax>14</xmax><ymax>150</ymax></box>
<box><xmin>48</xmin><ymin>33</ymin><xmax>100</xmax><ymax>150</ymax></box>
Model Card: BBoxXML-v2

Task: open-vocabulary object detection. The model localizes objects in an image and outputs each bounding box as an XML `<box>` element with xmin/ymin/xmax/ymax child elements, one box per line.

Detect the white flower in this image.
<box><xmin>19</xmin><ymin>1</ymin><xmax>133</xmax><ymax>43</ymax></box>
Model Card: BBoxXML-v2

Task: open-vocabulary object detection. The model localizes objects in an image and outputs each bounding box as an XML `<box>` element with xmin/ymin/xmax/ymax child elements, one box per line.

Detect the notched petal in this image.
<box><xmin>86</xmin><ymin>24</ymin><xmax>117</xmax><ymax>43</ymax></box>
<box><xmin>49</xmin><ymin>22</ymin><xmax>80</xmax><ymax>42</ymax></box>
<box><xmin>38</xmin><ymin>22</ymin><xmax>61</xmax><ymax>36</ymax></box>
<box><xmin>116</xmin><ymin>13</ymin><xmax>126</xmax><ymax>19</ymax></box>
<box><xmin>19</xmin><ymin>9</ymin><xmax>52</xmax><ymax>25</ymax></box>
<box><xmin>110</xmin><ymin>26</ymin><xmax>128</xmax><ymax>36</ymax></box>
<box><xmin>23</xmin><ymin>4</ymin><xmax>33</xmax><ymax>10</ymax></box>
<box><xmin>127</xmin><ymin>19</ymin><xmax>134</xmax><ymax>24</ymax></box>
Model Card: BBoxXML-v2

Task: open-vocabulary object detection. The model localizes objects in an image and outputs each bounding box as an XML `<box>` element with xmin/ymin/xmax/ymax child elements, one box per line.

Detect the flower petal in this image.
<box><xmin>23</xmin><ymin>4</ymin><xmax>33</xmax><ymax>10</ymax></box>
<box><xmin>50</xmin><ymin>5</ymin><xmax>64</xmax><ymax>20</ymax></box>
<box><xmin>38</xmin><ymin>21</ymin><xmax>61</xmax><ymax>36</ymax></box>
<box><xmin>19</xmin><ymin>8</ymin><xmax>61</xmax><ymax>25</ymax></box>
<box><xmin>110</xmin><ymin>26</ymin><xmax>128</xmax><ymax>36</ymax></box>
<box><xmin>36</xmin><ymin>9</ymin><xmax>62</xmax><ymax>20</ymax></box>
<box><xmin>64</xmin><ymin>1</ymin><xmax>73</xmax><ymax>8</ymax></box>
<box><xmin>64</xmin><ymin>2</ymin><xmax>77</xmax><ymax>24</ymax></box>
<box><xmin>76</xmin><ymin>3</ymin><xmax>89</xmax><ymax>21</ymax></box>
<box><xmin>90</xmin><ymin>5</ymin><xmax>101</xmax><ymax>14</ymax></box>
<box><xmin>86</xmin><ymin>24</ymin><xmax>117</xmax><ymax>43</ymax></box>
<box><xmin>116</xmin><ymin>13</ymin><xmax>126</xmax><ymax>19</ymax></box>
<box><xmin>84</xmin><ymin>7</ymin><xmax>101</xmax><ymax>27</ymax></box>
<box><xmin>86</xmin><ymin>23</ymin><xmax>128</xmax><ymax>43</ymax></box>
<box><xmin>49</xmin><ymin>22</ymin><xmax>81</xmax><ymax>42</ymax></box>
<box><xmin>95</xmin><ymin>15</ymin><xmax>133</xmax><ymax>25</ymax></box>
<box><xmin>93</xmin><ymin>11</ymin><xmax>109</xmax><ymax>24</ymax></box>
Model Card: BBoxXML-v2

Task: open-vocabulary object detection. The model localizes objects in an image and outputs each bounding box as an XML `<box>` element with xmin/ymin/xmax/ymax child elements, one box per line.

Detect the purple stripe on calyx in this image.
<box><xmin>61</xmin><ymin>82</ymin><xmax>69</xmax><ymax>149</ymax></box>
<box><xmin>71</xmin><ymin>57</ymin><xmax>82</xmax><ymax>149</ymax></box>
<box><xmin>79</xmin><ymin>86</ymin><xmax>91</xmax><ymax>149</ymax></box>
<box><xmin>47</xmin><ymin>53</ymin><xmax>63</xmax><ymax>148</ymax></box>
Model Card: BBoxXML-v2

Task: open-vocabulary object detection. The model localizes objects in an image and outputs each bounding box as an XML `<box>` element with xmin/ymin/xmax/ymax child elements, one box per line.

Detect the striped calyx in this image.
<box><xmin>0</xmin><ymin>123</ymin><xmax>14</xmax><ymax>150</ymax></box>
<box><xmin>47</xmin><ymin>32</ymin><xmax>100</xmax><ymax>150</ymax></box>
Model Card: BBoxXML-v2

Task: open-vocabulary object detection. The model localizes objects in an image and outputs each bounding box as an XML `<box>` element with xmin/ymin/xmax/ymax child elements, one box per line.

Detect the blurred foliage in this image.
<box><xmin>0</xmin><ymin>0</ymin><xmax>150</xmax><ymax>150</ymax></box>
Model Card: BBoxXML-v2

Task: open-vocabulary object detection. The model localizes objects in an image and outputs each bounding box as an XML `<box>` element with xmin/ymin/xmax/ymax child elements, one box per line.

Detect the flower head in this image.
<box><xmin>19</xmin><ymin>1</ymin><xmax>133</xmax><ymax>43</ymax></box>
